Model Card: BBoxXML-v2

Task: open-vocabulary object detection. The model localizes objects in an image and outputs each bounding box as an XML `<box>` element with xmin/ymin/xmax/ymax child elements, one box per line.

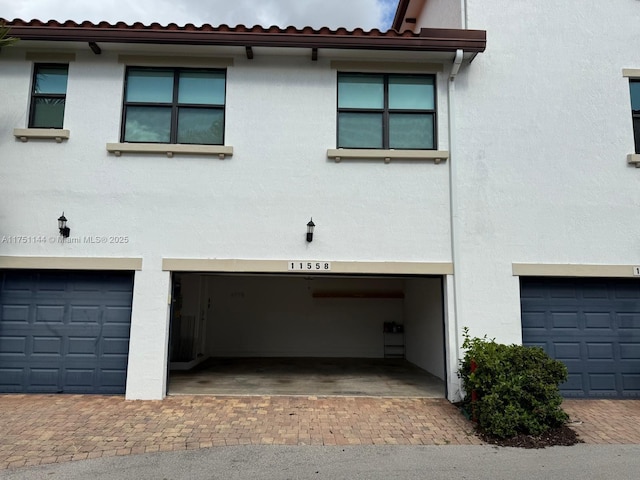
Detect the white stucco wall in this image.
<box><xmin>0</xmin><ymin>52</ymin><xmax>452</xmax><ymax>262</ymax></box>
<box><xmin>415</xmin><ymin>0</ymin><xmax>463</xmax><ymax>30</ymax></box>
<box><xmin>428</xmin><ymin>0</ymin><xmax>640</xmax><ymax>350</ymax></box>
<box><xmin>0</xmin><ymin>46</ymin><xmax>453</xmax><ymax>398</ymax></box>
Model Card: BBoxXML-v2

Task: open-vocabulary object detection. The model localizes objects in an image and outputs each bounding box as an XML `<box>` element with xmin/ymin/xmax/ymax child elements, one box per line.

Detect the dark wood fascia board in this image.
<box><xmin>7</xmin><ymin>25</ymin><xmax>486</xmax><ymax>53</ymax></box>
<box><xmin>392</xmin><ymin>0</ymin><xmax>411</xmax><ymax>31</ymax></box>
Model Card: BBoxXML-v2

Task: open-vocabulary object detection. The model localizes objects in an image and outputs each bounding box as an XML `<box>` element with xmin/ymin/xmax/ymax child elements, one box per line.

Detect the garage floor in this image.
<box><xmin>168</xmin><ymin>358</ymin><xmax>445</xmax><ymax>397</ymax></box>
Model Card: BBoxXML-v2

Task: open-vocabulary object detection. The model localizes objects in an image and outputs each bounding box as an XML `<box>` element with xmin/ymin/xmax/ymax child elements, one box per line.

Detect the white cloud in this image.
<box><xmin>0</xmin><ymin>0</ymin><xmax>399</xmax><ymax>30</ymax></box>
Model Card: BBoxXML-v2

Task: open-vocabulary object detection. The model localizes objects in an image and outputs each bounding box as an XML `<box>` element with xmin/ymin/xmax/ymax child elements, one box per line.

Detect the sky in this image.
<box><xmin>0</xmin><ymin>0</ymin><xmax>400</xmax><ymax>30</ymax></box>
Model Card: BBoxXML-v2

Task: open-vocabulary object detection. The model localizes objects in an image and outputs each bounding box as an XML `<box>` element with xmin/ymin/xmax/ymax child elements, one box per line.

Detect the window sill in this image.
<box><xmin>628</xmin><ymin>154</ymin><xmax>640</xmax><ymax>167</ymax></box>
<box><xmin>106</xmin><ymin>143</ymin><xmax>233</xmax><ymax>159</ymax></box>
<box><xmin>14</xmin><ymin>128</ymin><xmax>70</xmax><ymax>143</ymax></box>
<box><xmin>327</xmin><ymin>148</ymin><xmax>449</xmax><ymax>164</ymax></box>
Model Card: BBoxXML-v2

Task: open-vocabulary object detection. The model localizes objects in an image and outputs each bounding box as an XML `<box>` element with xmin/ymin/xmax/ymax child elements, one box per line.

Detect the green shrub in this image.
<box><xmin>459</xmin><ymin>328</ymin><xmax>569</xmax><ymax>438</ymax></box>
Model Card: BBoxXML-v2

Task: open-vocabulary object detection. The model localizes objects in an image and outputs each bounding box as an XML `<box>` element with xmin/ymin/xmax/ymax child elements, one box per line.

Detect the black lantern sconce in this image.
<box><xmin>306</xmin><ymin>218</ymin><xmax>315</xmax><ymax>242</ymax></box>
<box><xmin>58</xmin><ymin>212</ymin><xmax>70</xmax><ymax>238</ymax></box>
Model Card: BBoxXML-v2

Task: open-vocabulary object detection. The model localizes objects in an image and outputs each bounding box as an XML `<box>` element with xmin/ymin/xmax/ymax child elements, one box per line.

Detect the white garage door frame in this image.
<box><xmin>163</xmin><ymin>258</ymin><xmax>454</xmax><ymax>397</ymax></box>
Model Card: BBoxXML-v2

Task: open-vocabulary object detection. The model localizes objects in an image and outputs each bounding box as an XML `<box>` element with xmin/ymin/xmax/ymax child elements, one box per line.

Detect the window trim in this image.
<box><xmin>28</xmin><ymin>63</ymin><xmax>69</xmax><ymax>129</ymax></box>
<box><xmin>13</xmin><ymin>128</ymin><xmax>70</xmax><ymax>142</ymax></box>
<box><xmin>631</xmin><ymin>79</ymin><xmax>640</xmax><ymax>155</ymax></box>
<box><xmin>336</xmin><ymin>72</ymin><xmax>437</xmax><ymax>150</ymax></box>
<box><xmin>120</xmin><ymin>66</ymin><xmax>227</xmax><ymax>145</ymax></box>
<box><xmin>326</xmin><ymin>148</ymin><xmax>448</xmax><ymax>164</ymax></box>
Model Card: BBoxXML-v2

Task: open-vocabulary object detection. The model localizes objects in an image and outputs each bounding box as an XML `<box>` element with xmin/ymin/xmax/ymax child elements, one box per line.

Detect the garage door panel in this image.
<box><xmin>29</xmin><ymin>368</ymin><xmax>60</xmax><ymax>387</ymax></box>
<box><xmin>622</xmin><ymin>374</ymin><xmax>640</xmax><ymax>391</ymax></box>
<box><xmin>1</xmin><ymin>305</ymin><xmax>29</xmax><ymax>323</ymax></box>
<box><xmin>613</xmin><ymin>285</ymin><xmax>640</xmax><ymax>299</ymax></box>
<box><xmin>37</xmin><ymin>273</ymin><xmax>68</xmax><ymax>292</ymax></box>
<box><xmin>67</xmin><ymin>336</ymin><xmax>100</xmax><ymax>356</ymax></box>
<box><xmin>584</xmin><ymin>312</ymin><xmax>614</xmax><ymax>329</ymax></box>
<box><xmin>548</xmin><ymin>283</ymin><xmax>577</xmax><ymax>298</ymax></box>
<box><xmin>620</xmin><ymin>343</ymin><xmax>640</xmax><ymax>358</ymax></box>
<box><xmin>588</xmin><ymin>374</ymin><xmax>617</xmax><ymax>393</ymax></box>
<box><xmin>0</xmin><ymin>368</ymin><xmax>22</xmax><ymax>389</ymax></box>
<box><xmin>100</xmin><ymin>369</ymin><xmax>128</xmax><ymax>388</ymax></box>
<box><xmin>521</xmin><ymin>277</ymin><xmax>640</xmax><ymax>398</ymax></box>
<box><xmin>32</xmin><ymin>336</ymin><xmax>63</xmax><ymax>355</ymax></box>
<box><xmin>104</xmin><ymin>306</ymin><xmax>133</xmax><ymax>323</ymax></box>
<box><xmin>102</xmin><ymin>337</ymin><xmax>129</xmax><ymax>356</ymax></box>
<box><xmin>618</xmin><ymin>313</ymin><xmax>640</xmax><ymax>329</ymax></box>
<box><xmin>2</xmin><ymin>275</ymin><xmax>35</xmax><ymax>292</ymax></box>
<box><xmin>582</xmin><ymin>283</ymin><xmax>609</xmax><ymax>298</ymax></box>
<box><xmin>35</xmin><ymin>305</ymin><xmax>65</xmax><ymax>324</ymax></box>
<box><xmin>553</xmin><ymin>342</ymin><xmax>581</xmax><ymax>360</ymax></box>
<box><xmin>0</xmin><ymin>335</ymin><xmax>28</xmax><ymax>356</ymax></box>
<box><xmin>0</xmin><ymin>270</ymin><xmax>133</xmax><ymax>394</ymax></box>
<box><xmin>551</xmin><ymin>312</ymin><xmax>580</xmax><ymax>329</ymax></box>
<box><xmin>70</xmin><ymin>306</ymin><xmax>102</xmax><ymax>324</ymax></box>
<box><xmin>64</xmin><ymin>368</ymin><xmax>96</xmax><ymax>388</ymax></box>
<box><xmin>585</xmin><ymin>342</ymin><xmax>615</xmax><ymax>359</ymax></box>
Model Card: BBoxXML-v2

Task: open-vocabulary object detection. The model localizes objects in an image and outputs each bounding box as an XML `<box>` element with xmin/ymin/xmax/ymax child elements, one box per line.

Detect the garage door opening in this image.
<box><xmin>167</xmin><ymin>273</ymin><xmax>446</xmax><ymax>397</ymax></box>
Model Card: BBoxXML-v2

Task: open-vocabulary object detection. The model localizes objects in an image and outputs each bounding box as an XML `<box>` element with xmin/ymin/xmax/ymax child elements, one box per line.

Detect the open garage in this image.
<box><xmin>167</xmin><ymin>273</ymin><xmax>446</xmax><ymax>397</ymax></box>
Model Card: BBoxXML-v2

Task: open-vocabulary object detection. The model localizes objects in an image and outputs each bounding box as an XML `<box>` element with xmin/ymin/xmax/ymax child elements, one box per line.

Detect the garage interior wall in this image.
<box><xmin>205</xmin><ymin>275</ymin><xmax>404</xmax><ymax>358</ymax></box>
<box><xmin>171</xmin><ymin>274</ymin><xmax>445</xmax><ymax>379</ymax></box>
<box><xmin>404</xmin><ymin>277</ymin><xmax>445</xmax><ymax>380</ymax></box>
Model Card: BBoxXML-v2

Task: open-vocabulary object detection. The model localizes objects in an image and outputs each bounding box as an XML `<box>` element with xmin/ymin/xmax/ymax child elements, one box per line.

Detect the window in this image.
<box><xmin>29</xmin><ymin>64</ymin><xmax>68</xmax><ymax>128</ymax></box>
<box><xmin>631</xmin><ymin>80</ymin><xmax>640</xmax><ymax>154</ymax></box>
<box><xmin>122</xmin><ymin>67</ymin><xmax>226</xmax><ymax>145</ymax></box>
<box><xmin>337</xmin><ymin>73</ymin><xmax>436</xmax><ymax>149</ymax></box>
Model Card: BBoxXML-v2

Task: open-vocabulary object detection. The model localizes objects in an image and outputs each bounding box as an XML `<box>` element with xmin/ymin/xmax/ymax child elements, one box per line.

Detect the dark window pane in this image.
<box><xmin>634</xmin><ymin>116</ymin><xmax>640</xmax><ymax>154</ymax></box>
<box><xmin>124</xmin><ymin>106</ymin><xmax>172</xmax><ymax>142</ymax></box>
<box><xmin>338</xmin><ymin>112</ymin><xmax>383</xmax><ymax>148</ymax></box>
<box><xmin>34</xmin><ymin>65</ymin><xmax>68</xmax><ymax>94</ymax></box>
<box><xmin>338</xmin><ymin>74</ymin><xmax>384</xmax><ymax>109</ymax></box>
<box><xmin>178</xmin><ymin>71</ymin><xmax>225</xmax><ymax>105</ymax></box>
<box><xmin>177</xmin><ymin>108</ymin><xmax>224</xmax><ymax>144</ymax></box>
<box><xmin>389</xmin><ymin>113</ymin><xmax>434</xmax><ymax>149</ymax></box>
<box><xmin>126</xmin><ymin>69</ymin><xmax>174</xmax><ymax>103</ymax></box>
<box><xmin>389</xmin><ymin>75</ymin><xmax>435</xmax><ymax>110</ymax></box>
<box><xmin>630</xmin><ymin>81</ymin><xmax>640</xmax><ymax>111</ymax></box>
<box><xmin>31</xmin><ymin>98</ymin><xmax>65</xmax><ymax>128</ymax></box>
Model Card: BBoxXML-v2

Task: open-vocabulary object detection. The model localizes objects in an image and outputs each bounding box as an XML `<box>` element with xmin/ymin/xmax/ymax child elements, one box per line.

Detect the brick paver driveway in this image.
<box><xmin>0</xmin><ymin>395</ymin><xmax>638</xmax><ymax>470</ymax></box>
<box><xmin>0</xmin><ymin>395</ymin><xmax>479</xmax><ymax>469</ymax></box>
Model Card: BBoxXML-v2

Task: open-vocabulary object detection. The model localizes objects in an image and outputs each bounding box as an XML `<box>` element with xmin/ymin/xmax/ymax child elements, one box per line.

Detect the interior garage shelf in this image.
<box><xmin>311</xmin><ymin>291</ymin><xmax>404</xmax><ymax>299</ymax></box>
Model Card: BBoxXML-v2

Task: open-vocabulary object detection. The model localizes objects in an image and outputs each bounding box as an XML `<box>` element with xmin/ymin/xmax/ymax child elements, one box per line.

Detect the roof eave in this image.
<box><xmin>4</xmin><ymin>22</ymin><xmax>486</xmax><ymax>54</ymax></box>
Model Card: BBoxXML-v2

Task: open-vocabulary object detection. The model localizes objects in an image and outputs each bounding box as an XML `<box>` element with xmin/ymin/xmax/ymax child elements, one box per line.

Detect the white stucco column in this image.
<box><xmin>125</xmin><ymin>268</ymin><xmax>172</xmax><ymax>400</ymax></box>
<box><xmin>444</xmin><ymin>274</ymin><xmax>463</xmax><ymax>402</ymax></box>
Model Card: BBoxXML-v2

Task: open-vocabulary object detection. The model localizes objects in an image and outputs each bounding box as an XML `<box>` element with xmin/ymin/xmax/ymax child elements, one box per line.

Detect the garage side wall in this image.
<box><xmin>404</xmin><ymin>277</ymin><xmax>445</xmax><ymax>379</ymax></box>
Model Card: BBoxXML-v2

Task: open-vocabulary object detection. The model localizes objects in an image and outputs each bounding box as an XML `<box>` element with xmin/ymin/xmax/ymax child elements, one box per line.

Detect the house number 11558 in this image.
<box><xmin>288</xmin><ymin>261</ymin><xmax>331</xmax><ymax>271</ymax></box>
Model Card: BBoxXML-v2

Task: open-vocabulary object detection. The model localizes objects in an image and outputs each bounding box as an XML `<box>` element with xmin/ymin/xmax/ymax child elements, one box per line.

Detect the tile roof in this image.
<box><xmin>1</xmin><ymin>19</ymin><xmax>486</xmax><ymax>53</ymax></box>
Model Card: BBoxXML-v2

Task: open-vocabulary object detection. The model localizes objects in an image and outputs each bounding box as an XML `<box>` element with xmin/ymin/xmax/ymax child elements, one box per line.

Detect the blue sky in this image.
<box><xmin>0</xmin><ymin>0</ymin><xmax>400</xmax><ymax>30</ymax></box>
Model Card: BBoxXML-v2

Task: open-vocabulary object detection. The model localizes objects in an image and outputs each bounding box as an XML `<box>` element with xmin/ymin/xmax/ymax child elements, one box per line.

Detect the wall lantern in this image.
<box><xmin>306</xmin><ymin>218</ymin><xmax>315</xmax><ymax>242</ymax></box>
<box><xmin>58</xmin><ymin>212</ymin><xmax>70</xmax><ymax>238</ymax></box>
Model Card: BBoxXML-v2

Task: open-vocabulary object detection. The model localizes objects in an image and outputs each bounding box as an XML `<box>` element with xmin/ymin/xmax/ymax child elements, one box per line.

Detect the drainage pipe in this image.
<box><xmin>447</xmin><ymin>48</ymin><xmax>464</xmax><ymax>400</ymax></box>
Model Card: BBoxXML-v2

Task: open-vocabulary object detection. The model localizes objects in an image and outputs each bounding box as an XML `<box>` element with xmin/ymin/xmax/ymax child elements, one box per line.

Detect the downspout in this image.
<box><xmin>447</xmin><ymin>48</ymin><xmax>464</xmax><ymax>399</ymax></box>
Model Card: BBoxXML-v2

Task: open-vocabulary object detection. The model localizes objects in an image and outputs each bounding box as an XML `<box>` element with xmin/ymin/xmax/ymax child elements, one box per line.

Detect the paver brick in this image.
<box><xmin>1</xmin><ymin>395</ymin><xmax>638</xmax><ymax>470</ymax></box>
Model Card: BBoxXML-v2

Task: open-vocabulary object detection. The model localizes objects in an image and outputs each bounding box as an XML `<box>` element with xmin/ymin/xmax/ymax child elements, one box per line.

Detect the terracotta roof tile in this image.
<box><xmin>1</xmin><ymin>18</ymin><xmax>486</xmax><ymax>53</ymax></box>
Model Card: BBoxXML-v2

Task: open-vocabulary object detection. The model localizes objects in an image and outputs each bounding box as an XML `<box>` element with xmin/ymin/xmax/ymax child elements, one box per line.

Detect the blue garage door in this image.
<box><xmin>0</xmin><ymin>270</ymin><xmax>133</xmax><ymax>394</ymax></box>
<box><xmin>521</xmin><ymin>277</ymin><xmax>640</xmax><ymax>398</ymax></box>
